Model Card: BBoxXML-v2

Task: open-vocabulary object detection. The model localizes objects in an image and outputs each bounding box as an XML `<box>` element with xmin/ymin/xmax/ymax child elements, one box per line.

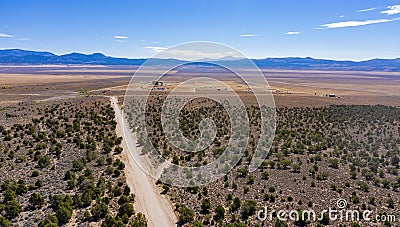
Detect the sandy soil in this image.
<box><xmin>0</xmin><ymin>65</ymin><xmax>399</xmax><ymax>106</ymax></box>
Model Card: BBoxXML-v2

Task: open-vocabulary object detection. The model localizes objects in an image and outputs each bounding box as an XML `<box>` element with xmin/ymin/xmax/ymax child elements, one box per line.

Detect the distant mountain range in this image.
<box><xmin>1</xmin><ymin>49</ymin><xmax>399</xmax><ymax>71</ymax></box>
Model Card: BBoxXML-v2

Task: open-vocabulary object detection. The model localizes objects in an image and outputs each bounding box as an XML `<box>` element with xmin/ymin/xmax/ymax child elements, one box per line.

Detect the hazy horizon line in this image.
<box><xmin>1</xmin><ymin>48</ymin><xmax>399</xmax><ymax>62</ymax></box>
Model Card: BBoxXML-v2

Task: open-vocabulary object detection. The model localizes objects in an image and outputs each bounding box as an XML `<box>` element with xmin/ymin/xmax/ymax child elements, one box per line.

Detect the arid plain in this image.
<box><xmin>0</xmin><ymin>65</ymin><xmax>399</xmax><ymax>107</ymax></box>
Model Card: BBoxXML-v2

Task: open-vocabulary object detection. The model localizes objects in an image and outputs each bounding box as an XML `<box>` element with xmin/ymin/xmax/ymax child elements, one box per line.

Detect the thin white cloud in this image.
<box><xmin>116</xmin><ymin>39</ymin><xmax>128</xmax><ymax>43</ymax></box>
<box><xmin>357</xmin><ymin>8</ymin><xmax>377</xmax><ymax>13</ymax></box>
<box><xmin>114</xmin><ymin>35</ymin><xmax>128</xmax><ymax>39</ymax></box>
<box><xmin>144</xmin><ymin>46</ymin><xmax>167</xmax><ymax>52</ymax></box>
<box><xmin>241</xmin><ymin>34</ymin><xmax>255</xmax><ymax>37</ymax></box>
<box><xmin>319</xmin><ymin>18</ymin><xmax>400</xmax><ymax>29</ymax></box>
<box><xmin>285</xmin><ymin>31</ymin><xmax>300</xmax><ymax>35</ymax></box>
<box><xmin>339</xmin><ymin>15</ymin><xmax>345</xmax><ymax>18</ymax></box>
<box><xmin>18</xmin><ymin>38</ymin><xmax>30</xmax><ymax>41</ymax></box>
<box><xmin>0</xmin><ymin>33</ymin><xmax>13</xmax><ymax>38</ymax></box>
<box><xmin>381</xmin><ymin>5</ymin><xmax>400</xmax><ymax>15</ymax></box>
<box><xmin>156</xmin><ymin>49</ymin><xmax>241</xmax><ymax>61</ymax></box>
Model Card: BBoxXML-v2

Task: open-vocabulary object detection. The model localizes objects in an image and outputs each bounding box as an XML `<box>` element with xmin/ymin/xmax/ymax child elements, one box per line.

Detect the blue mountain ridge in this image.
<box><xmin>0</xmin><ymin>49</ymin><xmax>399</xmax><ymax>71</ymax></box>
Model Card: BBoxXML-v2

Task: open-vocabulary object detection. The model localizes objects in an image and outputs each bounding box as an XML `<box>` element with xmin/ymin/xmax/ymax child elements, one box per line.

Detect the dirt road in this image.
<box><xmin>110</xmin><ymin>96</ymin><xmax>178</xmax><ymax>227</ymax></box>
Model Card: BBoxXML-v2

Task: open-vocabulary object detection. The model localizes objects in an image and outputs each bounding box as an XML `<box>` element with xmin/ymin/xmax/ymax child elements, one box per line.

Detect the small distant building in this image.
<box><xmin>157</xmin><ymin>87</ymin><xmax>165</xmax><ymax>90</ymax></box>
<box><xmin>152</xmin><ymin>81</ymin><xmax>163</xmax><ymax>86</ymax></box>
<box><xmin>151</xmin><ymin>87</ymin><xmax>165</xmax><ymax>91</ymax></box>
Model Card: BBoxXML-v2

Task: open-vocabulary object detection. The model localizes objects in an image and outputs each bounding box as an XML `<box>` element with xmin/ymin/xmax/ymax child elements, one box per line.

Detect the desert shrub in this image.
<box><xmin>358</xmin><ymin>181</ymin><xmax>369</xmax><ymax>192</ymax></box>
<box><xmin>178</xmin><ymin>204</ymin><xmax>194</xmax><ymax>224</ymax></box>
<box><xmin>50</xmin><ymin>194</ymin><xmax>72</xmax><ymax>209</ymax></box>
<box><xmin>113</xmin><ymin>169</ymin><xmax>121</xmax><ymax>177</ymax></box>
<box><xmin>241</xmin><ymin>200</ymin><xmax>257</xmax><ymax>220</ymax></box>
<box><xmin>67</xmin><ymin>178</ymin><xmax>76</xmax><ymax>189</ymax></box>
<box><xmin>3</xmin><ymin>189</ymin><xmax>16</xmax><ymax>202</ymax></box>
<box><xmin>261</xmin><ymin>171</ymin><xmax>269</xmax><ymax>180</ymax></box>
<box><xmin>319</xmin><ymin>212</ymin><xmax>330</xmax><ymax>225</ymax></box>
<box><xmin>91</xmin><ymin>202</ymin><xmax>108</xmax><ymax>219</ymax></box>
<box><xmin>247</xmin><ymin>174</ymin><xmax>255</xmax><ymax>184</ymax></box>
<box><xmin>38</xmin><ymin>215</ymin><xmax>58</xmax><ymax>227</ymax></box>
<box><xmin>85</xmin><ymin>150</ymin><xmax>96</xmax><ymax>162</ymax></box>
<box><xmin>37</xmin><ymin>155</ymin><xmax>51</xmax><ymax>168</ymax></box>
<box><xmin>55</xmin><ymin>203</ymin><xmax>72</xmax><ymax>224</ymax></box>
<box><xmin>31</xmin><ymin>170</ymin><xmax>40</xmax><ymax>177</ymax></box>
<box><xmin>274</xmin><ymin>219</ymin><xmax>289</xmax><ymax>227</ymax></box>
<box><xmin>328</xmin><ymin>158</ymin><xmax>339</xmax><ymax>169</ymax></box>
<box><xmin>35</xmin><ymin>142</ymin><xmax>47</xmax><ymax>150</ymax></box>
<box><xmin>96</xmin><ymin>157</ymin><xmax>106</xmax><ymax>166</ymax></box>
<box><xmin>5</xmin><ymin>199</ymin><xmax>22</xmax><ymax>219</ymax></box>
<box><xmin>201</xmin><ymin>199</ymin><xmax>211</xmax><ymax>214</ymax></box>
<box><xmin>16</xmin><ymin>181</ymin><xmax>28</xmax><ymax>195</ymax></box>
<box><xmin>388</xmin><ymin>198</ymin><xmax>394</xmax><ymax>209</ymax></box>
<box><xmin>118</xmin><ymin>203</ymin><xmax>134</xmax><ymax>217</ymax></box>
<box><xmin>214</xmin><ymin>205</ymin><xmax>225</xmax><ymax>221</ymax></box>
<box><xmin>230</xmin><ymin>197</ymin><xmax>241</xmax><ymax>212</ymax></box>
<box><xmin>118</xmin><ymin>195</ymin><xmax>131</xmax><ymax>205</ymax></box>
<box><xmin>292</xmin><ymin>163</ymin><xmax>301</xmax><ymax>173</ymax></box>
<box><xmin>0</xmin><ymin>216</ymin><xmax>11</xmax><ymax>227</ymax></box>
<box><xmin>279</xmin><ymin>159</ymin><xmax>292</xmax><ymax>169</ymax></box>
<box><xmin>29</xmin><ymin>192</ymin><xmax>45</xmax><ymax>208</ymax></box>
<box><xmin>81</xmin><ymin>191</ymin><xmax>93</xmax><ymax>207</ymax></box>
<box><xmin>112</xmin><ymin>186</ymin><xmax>122</xmax><ymax>197</ymax></box>
<box><xmin>131</xmin><ymin>213</ymin><xmax>147</xmax><ymax>227</ymax></box>
<box><xmin>105</xmin><ymin>166</ymin><xmax>113</xmax><ymax>175</ymax></box>
<box><xmin>123</xmin><ymin>185</ymin><xmax>130</xmax><ymax>196</ymax></box>
<box><xmin>316</xmin><ymin>172</ymin><xmax>329</xmax><ymax>181</ymax></box>
<box><xmin>114</xmin><ymin>147</ymin><xmax>123</xmax><ymax>154</ymax></box>
<box><xmin>192</xmin><ymin>220</ymin><xmax>205</xmax><ymax>227</ymax></box>
<box><xmin>101</xmin><ymin>214</ymin><xmax>124</xmax><ymax>227</ymax></box>
<box><xmin>237</xmin><ymin>167</ymin><xmax>248</xmax><ymax>178</ymax></box>
<box><xmin>72</xmin><ymin>158</ymin><xmax>85</xmax><ymax>171</ymax></box>
<box><xmin>63</xmin><ymin>171</ymin><xmax>75</xmax><ymax>181</ymax></box>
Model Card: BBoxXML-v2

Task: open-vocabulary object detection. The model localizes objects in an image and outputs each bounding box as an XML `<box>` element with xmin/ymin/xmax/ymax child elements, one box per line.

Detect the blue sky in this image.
<box><xmin>0</xmin><ymin>0</ymin><xmax>399</xmax><ymax>60</ymax></box>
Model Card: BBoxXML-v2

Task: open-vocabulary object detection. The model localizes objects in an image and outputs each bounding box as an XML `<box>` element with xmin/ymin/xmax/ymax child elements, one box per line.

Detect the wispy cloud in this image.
<box><xmin>18</xmin><ymin>38</ymin><xmax>30</xmax><ymax>41</ymax></box>
<box><xmin>144</xmin><ymin>46</ymin><xmax>167</xmax><ymax>52</ymax></box>
<box><xmin>114</xmin><ymin>35</ymin><xmax>128</xmax><ymax>39</ymax></box>
<box><xmin>156</xmin><ymin>49</ymin><xmax>241</xmax><ymax>61</ymax></box>
<box><xmin>0</xmin><ymin>33</ymin><xmax>13</xmax><ymax>38</ymax></box>
<box><xmin>318</xmin><ymin>18</ymin><xmax>400</xmax><ymax>29</ymax></box>
<box><xmin>285</xmin><ymin>31</ymin><xmax>300</xmax><ymax>35</ymax></box>
<box><xmin>357</xmin><ymin>8</ymin><xmax>377</xmax><ymax>13</ymax></box>
<box><xmin>241</xmin><ymin>34</ymin><xmax>255</xmax><ymax>37</ymax></box>
<box><xmin>381</xmin><ymin>5</ymin><xmax>400</xmax><ymax>15</ymax></box>
<box><xmin>339</xmin><ymin>15</ymin><xmax>345</xmax><ymax>18</ymax></box>
<box><xmin>116</xmin><ymin>39</ymin><xmax>128</xmax><ymax>43</ymax></box>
